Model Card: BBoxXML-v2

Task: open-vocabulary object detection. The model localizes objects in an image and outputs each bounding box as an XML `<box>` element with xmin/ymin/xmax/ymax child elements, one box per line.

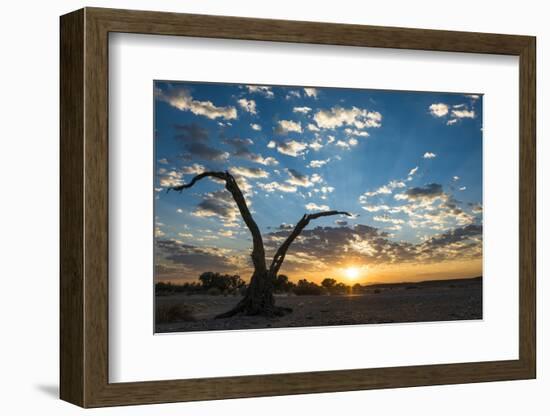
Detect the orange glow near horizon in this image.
<box><xmin>323</xmin><ymin>259</ymin><xmax>480</xmax><ymax>285</ymax></box>
<box><xmin>344</xmin><ymin>267</ymin><xmax>360</xmax><ymax>280</ymax></box>
<box><xmin>156</xmin><ymin>259</ymin><xmax>482</xmax><ymax>286</ymax></box>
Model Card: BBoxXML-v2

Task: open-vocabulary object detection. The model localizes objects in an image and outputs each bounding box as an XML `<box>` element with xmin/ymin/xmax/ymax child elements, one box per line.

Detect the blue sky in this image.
<box><xmin>154</xmin><ymin>81</ymin><xmax>483</xmax><ymax>284</ymax></box>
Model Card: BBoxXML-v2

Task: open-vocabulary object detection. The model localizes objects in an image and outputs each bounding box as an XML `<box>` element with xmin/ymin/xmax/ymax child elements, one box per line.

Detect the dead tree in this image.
<box><xmin>170</xmin><ymin>171</ymin><xmax>351</xmax><ymax>318</ymax></box>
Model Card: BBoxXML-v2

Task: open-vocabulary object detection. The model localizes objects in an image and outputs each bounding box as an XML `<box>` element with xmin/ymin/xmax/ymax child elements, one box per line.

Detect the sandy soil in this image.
<box><xmin>155</xmin><ymin>277</ymin><xmax>482</xmax><ymax>333</ymax></box>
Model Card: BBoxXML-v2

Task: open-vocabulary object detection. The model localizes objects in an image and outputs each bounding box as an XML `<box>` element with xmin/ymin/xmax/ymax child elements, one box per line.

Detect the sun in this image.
<box><xmin>344</xmin><ymin>267</ymin><xmax>360</xmax><ymax>280</ymax></box>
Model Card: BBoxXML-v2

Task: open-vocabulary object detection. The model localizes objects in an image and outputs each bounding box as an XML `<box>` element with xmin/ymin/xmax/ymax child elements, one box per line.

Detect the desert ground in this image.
<box><xmin>155</xmin><ymin>277</ymin><xmax>482</xmax><ymax>333</ymax></box>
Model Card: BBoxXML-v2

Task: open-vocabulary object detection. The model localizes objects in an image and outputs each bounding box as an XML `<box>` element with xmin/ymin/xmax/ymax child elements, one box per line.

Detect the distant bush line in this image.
<box><xmin>155</xmin><ymin>272</ymin><xmax>370</xmax><ymax>297</ymax></box>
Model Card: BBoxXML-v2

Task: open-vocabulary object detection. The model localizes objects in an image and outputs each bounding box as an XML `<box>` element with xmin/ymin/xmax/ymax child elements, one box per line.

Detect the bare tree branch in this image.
<box><xmin>269</xmin><ymin>210</ymin><xmax>352</xmax><ymax>276</ymax></box>
<box><xmin>168</xmin><ymin>171</ymin><xmax>228</xmax><ymax>192</ymax></box>
<box><xmin>169</xmin><ymin>171</ymin><xmax>267</xmax><ymax>273</ymax></box>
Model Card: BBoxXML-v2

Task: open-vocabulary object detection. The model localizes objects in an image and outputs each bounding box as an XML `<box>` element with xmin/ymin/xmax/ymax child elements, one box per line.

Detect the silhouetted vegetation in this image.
<box><xmin>154</xmin><ymin>272</ymin><xmax>407</xmax><ymax>297</ymax></box>
<box><xmin>198</xmin><ymin>272</ymin><xmax>245</xmax><ymax>294</ymax></box>
<box><xmin>273</xmin><ymin>274</ymin><xmax>296</xmax><ymax>293</ymax></box>
<box><xmin>293</xmin><ymin>279</ymin><xmax>325</xmax><ymax>296</ymax></box>
<box><xmin>321</xmin><ymin>278</ymin><xmax>336</xmax><ymax>290</ymax></box>
<box><xmin>156</xmin><ymin>272</ymin><xmax>246</xmax><ymax>296</ymax></box>
<box><xmin>155</xmin><ymin>281</ymin><xmax>202</xmax><ymax>295</ymax></box>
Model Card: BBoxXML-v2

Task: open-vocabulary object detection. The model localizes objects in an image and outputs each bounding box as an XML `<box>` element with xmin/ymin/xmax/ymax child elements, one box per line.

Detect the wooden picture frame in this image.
<box><xmin>60</xmin><ymin>7</ymin><xmax>536</xmax><ymax>408</ymax></box>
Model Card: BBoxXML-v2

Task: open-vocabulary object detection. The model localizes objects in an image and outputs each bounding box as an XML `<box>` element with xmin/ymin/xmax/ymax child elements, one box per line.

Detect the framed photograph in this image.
<box><xmin>60</xmin><ymin>7</ymin><xmax>536</xmax><ymax>408</ymax></box>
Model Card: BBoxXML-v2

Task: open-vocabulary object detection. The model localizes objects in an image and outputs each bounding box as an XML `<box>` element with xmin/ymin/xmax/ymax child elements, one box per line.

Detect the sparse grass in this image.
<box><xmin>156</xmin><ymin>302</ymin><xmax>196</xmax><ymax>323</ymax></box>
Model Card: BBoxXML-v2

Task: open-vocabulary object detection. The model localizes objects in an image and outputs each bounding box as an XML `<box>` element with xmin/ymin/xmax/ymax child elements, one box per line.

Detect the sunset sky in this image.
<box><xmin>154</xmin><ymin>81</ymin><xmax>482</xmax><ymax>284</ymax></box>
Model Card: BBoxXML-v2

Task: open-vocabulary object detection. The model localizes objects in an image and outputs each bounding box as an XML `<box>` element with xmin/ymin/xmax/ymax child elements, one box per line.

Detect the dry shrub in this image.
<box><xmin>156</xmin><ymin>302</ymin><xmax>196</xmax><ymax>323</ymax></box>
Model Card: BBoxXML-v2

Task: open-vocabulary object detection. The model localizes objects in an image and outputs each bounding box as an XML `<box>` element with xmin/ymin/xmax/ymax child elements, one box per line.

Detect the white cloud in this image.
<box><xmin>373</xmin><ymin>216</ymin><xmax>405</xmax><ymax>225</ymax></box>
<box><xmin>408</xmin><ymin>166</ymin><xmax>419</xmax><ymax>176</ymax></box>
<box><xmin>250</xmin><ymin>123</ymin><xmax>262</xmax><ymax>131</ymax></box>
<box><xmin>275</xmin><ymin>119</ymin><xmax>303</xmax><ymax>134</ymax></box>
<box><xmin>459</xmin><ymin>186</ymin><xmax>467</xmax><ymax>191</ymax></box>
<box><xmin>313</xmin><ymin>106</ymin><xmax>382</xmax><ymax>129</ymax></box>
<box><xmin>293</xmin><ymin>106</ymin><xmax>312</xmax><ymax>114</ymax></box>
<box><xmin>258</xmin><ymin>181</ymin><xmax>297</xmax><ymax>193</ymax></box>
<box><xmin>362</xmin><ymin>204</ymin><xmax>390</xmax><ymax>212</ymax></box>
<box><xmin>430</xmin><ymin>101</ymin><xmax>475</xmax><ymax>125</ymax></box>
<box><xmin>359</xmin><ymin>179</ymin><xmax>407</xmax><ymax>203</ymax></box>
<box><xmin>181</xmin><ymin>163</ymin><xmax>205</xmax><ymax>175</ymax></box>
<box><xmin>309</xmin><ymin>139</ymin><xmax>323</xmax><ymax>151</ymax></box>
<box><xmin>245</xmin><ymin>85</ymin><xmax>274</xmax><ymax>98</ymax></box>
<box><xmin>273</xmin><ymin>140</ymin><xmax>308</xmax><ymax>157</ymax></box>
<box><xmin>423</xmin><ymin>152</ymin><xmax>437</xmax><ymax>159</ymax></box>
<box><xmin>453</xmin><ymin>176</ymin><xmax>460</xmax><ymax>181</ymax></box>
<box><xmin>254</xmin><ymin>156</ymin><xmax>279</xmax><ymax>166</ymax></box>
<box><xmin>429</xmin><ymin>103</ymin><xmax>449</xmax><ymax>118</ymax></box>
<box><xmin>335</xmin><ymin>140</ymin><xmax>350</xmax><ymax>149</ymax></box>
<box><xmin>348</xmin><ymin>138</ymin><xmax>359</xmax><ymax>146</ymax></box>
<box><xmin>307</xmin><ymin>123</ymin><xmax>320</xmax><ymax>132</ymax></box>
<box><xmin>286</xmin><ymin>169</ymin><xmax>316</xmax><ymax>187</ymax></box>
<box><xmin>305</xmin><ymin>202</ymin><xmax>330</xmax><ymax>211</ymax></box>
<box><xmin>310</xmin><ymin>173</ymin><xmax>323</xmax><ymax>183</ymax></box>
<box><xmin>285</xmin><ymin>90</ymin><xmax>301</xmax><ymax>99</ymax></box>
<box><xmin>308</xmin><ymin>159</ymin><xmax>330</xmax><ymax>168</ymax></box>
<box><xmin>386</xmin><ymin>224</ymin><xmax>403</xmax><ymax>231</ymax></box>
<box><xmin>156</xmin><ymin>87</ymin><xmax>237</xmax><ymax>120</ymax></box>
<box><xmin>303</xmin><ymin>88</ymin><xmax>319</xmax><ymax>98</ymax></box>
<box><xmin>230</xmin><ymin>166</ymin><xmax>270</xmax><ymax>178</ymax></box>
<box><xmin>367</xmin><ymin>185</ymin><xmax>392</xmax><ymax>196</ymax></box>
<box><xmin>451</xmin><ymin>108</ymin><xmax>475</xmax><ymax>119</ymax></box>
<box><xmin>389</xmin><ymin>180</ymin><xmax>406</xmax><ymax>189</ymax></box>
<box><xmin>389</xmin><ymin>190</ymin><xmax>477</xmax><ymax>230</ymax></box>
<box><xmin>158</xmin><ymin>170</ymin><xmax>183</xmax><ymax>187</ymax></box>
<box><xmin>344</xmin><ymin>128</ymin><xmax>370</xmax><ymax>137</ymax></box>
<box><xmin>158</xmin><ymin>158</ymin><xmax>169</xmax><ymax>165</ymax></box>
<box><xmin>327</xmin><ymin>135</ymin><xmax>336</xmax><ymax>144</ymax></box>
<box><xmin>237</xmin><ymin>98</ymin><xmax>257</xmax><ymax>114</ymax></box>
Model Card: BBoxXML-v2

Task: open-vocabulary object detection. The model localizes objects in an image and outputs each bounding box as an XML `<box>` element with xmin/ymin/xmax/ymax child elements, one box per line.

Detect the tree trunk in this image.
<box><xmin>215</xmin><ymin>270</ymin><xmax>292</xmax><ymax>318</ymax></box>
<box><xmin>170</xmin><ymin>170</ymin><xmax>350</xmax><ymax>319</ymax></box>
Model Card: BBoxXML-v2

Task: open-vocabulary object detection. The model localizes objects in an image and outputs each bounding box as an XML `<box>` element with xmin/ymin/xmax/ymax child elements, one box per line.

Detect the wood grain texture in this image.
<box><xmin>59</xmin><ymin>8</ymin><xmax>85</xmax><ymax>407</ymax></box>
<box><xmin>88</xmin><ymin>7</ymin><xmax>532</xmax><ymax>55</ymax></box>
<box><xmin>518</xmin><ymin>38</ymin><xmax>537</xmax><ymax>375</ymax></box>
<box><xmin>59</xmin><ymin>7</ymin><xmax>537</xmax><ymax>408</ymax></box>
<box><xmin>83</xmin><ymin>9</ymin><xmax>110</xmax><ymax>406</ymax></box>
